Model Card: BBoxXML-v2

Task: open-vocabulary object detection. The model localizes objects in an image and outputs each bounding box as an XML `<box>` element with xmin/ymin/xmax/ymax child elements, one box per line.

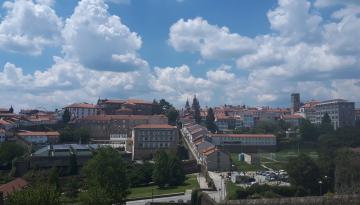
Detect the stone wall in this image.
<box><xmin>219</xmin><ymin>195</ymin><xmax>360</xmax><ymax>205</ymax></box>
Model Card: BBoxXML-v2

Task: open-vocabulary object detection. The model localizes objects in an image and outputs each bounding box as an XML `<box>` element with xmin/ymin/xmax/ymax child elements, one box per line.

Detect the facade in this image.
<box><xmin>355</xmin><ymin>109</ymin><xmax>360</xmax><ymax>122</ymax></box>
<box><xmin>132</xmin><ymin>124</ymin><xmax>179</xmax><ymax>160</ymax></box>
<box><xmin>299</xmin><ymin>100</ymin><xmax>320</xmax><ymax>123</ymax></box>
<box><xmin>209</xmin><ymin>134</ymin><xmax>277</xmax><ymax>153</ymax></box>
<box><xmin>64</xmin><ymin>103</ymin><xmax>98</xmax><ymax>119</ymax></box>
<box><xmin>281</xmin><ymin>114</ymin><xmax>304</xmax><ymax>127</ymax></box>
<box><xmin>97</xmin><ymin>99</ymin><xmax>154</xmax><ymax>115</ymax></box>
<box><xmin>17</xmin><ymin>131</ymin><xmax>60</xmax><ymax>144</ymax></box>
<box><xmin>291</xmin><ymin>93</ymin><xmax>301</xmax><ymax>114</ymax></box>
<box><xmin>203</xmin><ymin>147</ymin><xmax>231</xmax><ymax>171</ymax></box>
<box><xmin>312</xmin><ymin>99</ymin><xmax>355</xmax><ymax>129</ymax></box>
<box><xmin>79</xmin><ymin>115</ymin><xmax>168</xmax><ymax>141</ymax></box>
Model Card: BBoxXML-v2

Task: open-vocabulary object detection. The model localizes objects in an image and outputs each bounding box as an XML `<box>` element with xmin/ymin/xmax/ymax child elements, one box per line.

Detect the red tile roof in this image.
<box><xmin>81</xmin><ymin>114</ymin><xmax>166</xmax><ymax>121</ymax></box>
<box><xmin>134</xmin><ymin>124</ymin><xmax>176</xmax><ymax>129</ymax></box>
<box><xmin>17</xmin><ymin>131</ymin><xmax>60</xmax><ymax>137</ymax></box>
<box><xmin>0</xmin><ymin>178</ymin><xmax>28</xmax><ymax>197</ymax></box>
<box><xmin>202</xmin><ymin>146</ymin><xmax>219</xmax><ymax>156</ymax></box>
<box><xmin>65</xmin><ymin>103</ymin><xmax>97</xmax><ymax>109</ymax></box>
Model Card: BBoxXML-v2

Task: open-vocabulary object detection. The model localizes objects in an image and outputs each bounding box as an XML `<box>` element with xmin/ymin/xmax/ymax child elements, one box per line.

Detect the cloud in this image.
<box><xmin>206</xmin><ymin>65</ymin><xmax>235</xmax><ymax>82</ymax></box>
<box><xmin>62</xmin><ymin>0</ymin><xmax>147</xmax><ymax>71</ymax></box>
<box><xmin>168</xmin><ymin>17</ymin><xmax>256</xmax><ymax>60</ymax></box>
<box><xmin>315</xmin><ymin>0</ymin><xmax>360</xmax><ymax>7</ymax></box>
<box><xmin>267</xmin><ymin>0</ymin><xmax>322</xmax><ymax>43</ymax></box>
<box><xmin>0</xmin><ymin>58</ymin><xmax>149</xmax><ymax>109</ymax></box>
<box><xmin>0</xmin><ymin>0</ymin><xmax>62</xmax><ymax>55</ymax></box>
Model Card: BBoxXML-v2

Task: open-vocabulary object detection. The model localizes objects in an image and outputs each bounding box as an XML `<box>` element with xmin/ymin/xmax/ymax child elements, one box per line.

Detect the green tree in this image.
<box><xmin>205</xmin><ymin>108</ymin><xmax>217</xmax><ymax>133</ymax></box>
<box><xmin>168</xmin><ymin>155</ymin><xmax>185</xmax><ymax>186</ymax></box>
<box><xmin>68</xmin><ymin>153</ymin><xmax>78</xmax><ymax>175</ymax></box>
<box><xmin>0</xmin><ymin>142</ymin><xmax>25</xmax><ymax>165</ymax></box>
<box><xmin>286</xmin><ymin>153</ymin><xmax>321</xmax><ymax>195</ymax></box>
<box><xmin>166</xmin><ymin>108</ymin><xmax>179</xmax><ymax>125</ymax></box>
<box><xmin>62</xmin><ymin>109</ymin><xmax>71</xmax><ymax>123</ymax></box>
<box><xmin>153</xmin><ymin>151</ymin><xmax>169</xmax><ymax>187</ymax></box>
<box><xmin>299</xmin><ymin>119</ymin><xmax>319</xmax><ymax>141</ymax></box>
<box><xmin>319</xmin><ymin>113</ymin><xmax>333</xmax><ymax>134</ymax></box>
<box><xmin>176</xmin><ymin>144</ymin><xmax>189</xmax><ymax>160</ymax></box>
<box><xmin>152</xmin><ymin>99</ymin><xmax>162</xmax><ymax>115</ymax></box>
<box><xmin>48</xmin><ymin>166</ymin><xmax>60</xmax><ymax>191</ymax></box>
<box><xmin>82</xmin><ymin>147</ymin><xmax>129</xmax><ymax>204</ymax></box>
<box><xmin>76</xmin><ymin>128</ymin><xmax>90</xmax><ymax>144</ymax></box>
<box><xmin>80</xmin><ymin>185</ymin><xmax>113</xmax><ymax>205</ymax></box>
<box><xmin>192</xmin><ymin>96</ymin><xmax>201</xmax><ymax>124</ymax></box>
<box><xmin>6</xmin><ymin>183</ymin><xmax>60</xmax><ymax>205</ymax></box>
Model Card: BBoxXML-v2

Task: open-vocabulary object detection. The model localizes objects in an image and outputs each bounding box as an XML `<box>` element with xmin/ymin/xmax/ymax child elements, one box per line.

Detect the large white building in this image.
<box><xmin>312</xmin><ymin>99</ymin><xmax>355</xmax><ymax>129</ymax></box>
<box><xmin>64</xmin><ymin>103</ymin><xmax>98</xmax><ymax>119</ymax></box>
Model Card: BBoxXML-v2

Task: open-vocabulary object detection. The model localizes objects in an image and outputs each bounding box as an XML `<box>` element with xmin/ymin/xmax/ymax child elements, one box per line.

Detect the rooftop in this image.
<box><xmin>134</xmin><ymin>124</ymin><xmax>176</xmax><ymax>129</ymax></box>
<box><xmin>65</xmin><ymin>103</ymin><xmax>97</xmax><ymax>109</ymax></box>
<box><xmin>0</xmin><ymin>178</ymin><xmax>28</xmax><ymax>197</ymax></box>
<box><xmin>17</xmin><ymin>131</ymin><xmax>60</xmax><ymax>137</ymax></box>
<box><xmin>81</xmin><ymin>114</ymin><xmax>166</xmax><ymax>121</ymax></box>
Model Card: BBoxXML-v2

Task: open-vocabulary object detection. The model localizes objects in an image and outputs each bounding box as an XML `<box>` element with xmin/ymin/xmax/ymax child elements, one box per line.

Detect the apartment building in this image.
<box><xmin>312</xmin><ymin>99</ymin><xmax>355</xmax><ymax>129</ymax></box>
<box><xmin>132</xmin><ymin>124</ymin><xmax>178</xmax><ymax>160</ymax></box>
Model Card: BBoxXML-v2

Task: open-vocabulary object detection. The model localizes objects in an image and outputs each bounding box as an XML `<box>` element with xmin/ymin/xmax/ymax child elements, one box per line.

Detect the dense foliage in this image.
<box><xmin>59</xmin><ymin>126</ymin><xmax>90</xmax><ymax>143</ymax></box>
<box><xmin>0</xmin><ymin>142</ymin><xmax>25</xmax><ymax>165</ymax></box>
<box><xmin>205</xmin><ymin>107</ymin><xmax>217</xmax><ymax>133</ymax></box>
<box><xmin>152</xmin><ymin>99</ymin><xmax>179</xmax><ymax>125</ymax></box>
<box><xmin>6</xmin><ymin>183</ymin><xmax>60</xmax><ymax>205</ymax></box>
<box><xmin>81</xmin><ymin>147</ymin><xmax>130</xmax><ymax>205</ymax></box>
<box><xmin>153</xmin><ymin>150</ymin><xmax>185</xmax><ymax>187</ymax></box>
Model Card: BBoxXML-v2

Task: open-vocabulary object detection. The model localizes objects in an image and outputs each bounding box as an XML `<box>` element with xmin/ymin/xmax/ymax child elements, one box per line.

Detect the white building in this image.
<box><xmin>64</xmin><ymin>103</ymin><xmax>98</xmax><ymax>119</ymax></box>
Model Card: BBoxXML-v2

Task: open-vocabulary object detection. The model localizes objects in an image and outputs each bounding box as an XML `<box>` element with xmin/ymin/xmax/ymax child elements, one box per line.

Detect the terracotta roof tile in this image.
<box><xmin>0</xmin><ymin>178</ymin><xmax>28</xmax><ymax>197</ymax></box>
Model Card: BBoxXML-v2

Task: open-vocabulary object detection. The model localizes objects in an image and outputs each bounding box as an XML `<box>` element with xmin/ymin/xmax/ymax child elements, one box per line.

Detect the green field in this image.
<box><xmin>231</xmin><ymin>154</ymin><xmax>266</xmax><ymax>172</ymax></box>
<box><xmin>128</xmin><ymin>174</ymin><xmax>199</xmax><ymax>199</ymax></box>
<box><xmin>232</xmin><ymin>148</ymin><xmax>319</xmax><ymax>171</ymax></box>
<box><xmin>226</xmin><ymin>181</ymin><xmax>238</xmax><ymax>200</ymax></box>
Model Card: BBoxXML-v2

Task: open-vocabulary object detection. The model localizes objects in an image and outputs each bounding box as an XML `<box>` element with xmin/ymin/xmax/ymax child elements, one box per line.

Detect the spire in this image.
<box><xmin>9</xmin><ymin>105</ymin><xmax>14</xmax><ymax>113</ymax></box>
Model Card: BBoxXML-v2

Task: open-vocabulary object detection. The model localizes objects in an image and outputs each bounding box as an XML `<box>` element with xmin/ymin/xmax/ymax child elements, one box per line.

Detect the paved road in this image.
<box><xmin>126</xmin><ymin>194</ymin><xmax>191</xmax><ymax>205</ymax></box>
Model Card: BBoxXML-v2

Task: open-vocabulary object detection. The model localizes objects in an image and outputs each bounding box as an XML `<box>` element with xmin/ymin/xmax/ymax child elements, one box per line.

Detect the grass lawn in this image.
<box><xmin>226</xmin><ymin>181</ymin><xmax>238</xmax><ymax>200</ymax></box>
<box><xmin>231</xmin><ymin>154</ymin><xmax>266</xmax><ymax>172</ymax></box>
<box><xmin>128</xmin><ymin>174</ymin><xmax>199</xmax><ymax>199</ymax></box>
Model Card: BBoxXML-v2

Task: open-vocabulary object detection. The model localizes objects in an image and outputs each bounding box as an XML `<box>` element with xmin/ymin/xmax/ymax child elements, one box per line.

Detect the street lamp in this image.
<box><xmin>318</xmin><ymin>180</ymin><xmax>323</xmax><ymax>196</ymax></box>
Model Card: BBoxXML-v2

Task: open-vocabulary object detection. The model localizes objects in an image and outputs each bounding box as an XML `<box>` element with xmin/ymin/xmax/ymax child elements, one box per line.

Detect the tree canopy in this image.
<box><xmin>6</xmin><ymin>183</ymin><xmax>60</xmax><ymax>205</ymax></box>
<box><xmin>0</xmin><ymin>142</ymin><xmax>25</xmax><ymax>165</ymax></box>
<box><xmin>286</xmin><ymin>154</ymin><xmax>321</xmax><ymax>195</ymax></box>
<box><xmin>62</xmin><ymin>109</ymin><xmax>71</xmax><ymax>123</ymax></box>
<box><xmin>153</xmin><ymin>151</ymin><xmax>185</xmax><ymax>187</ymax></box>
<box><xmin>205</xmin><ymin>108</ymin><xmax>217</xmax><ymax>133</ymax></box>
<box><xmin>82</xmin><ymin>147</ymin><xmax>129</xmax><ymax>204</ymax></box>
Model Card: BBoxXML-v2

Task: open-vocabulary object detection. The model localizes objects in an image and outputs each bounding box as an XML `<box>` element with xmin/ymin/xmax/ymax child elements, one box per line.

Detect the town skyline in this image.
<box><xmin>0</xmin><ymin>0</ymin><xmax>359</xmax><ymax>110</ymax></box>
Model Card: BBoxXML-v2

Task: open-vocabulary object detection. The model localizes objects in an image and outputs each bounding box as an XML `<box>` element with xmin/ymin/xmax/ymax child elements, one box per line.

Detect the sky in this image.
<box><xmin>0</xmin><ymin>0</ymin><xmax>360</xmax><ymax>111</ymax></box>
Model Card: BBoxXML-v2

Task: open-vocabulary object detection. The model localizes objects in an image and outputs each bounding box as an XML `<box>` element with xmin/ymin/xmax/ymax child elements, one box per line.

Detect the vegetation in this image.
<box><xmin>0</xmin><ymin>141</ymin><xmax>25</xmax><ymax>165</ymax></box>
<box><xmin>59</xmin><ymin>126</ymin><xmax>90</xmax><ymax>143</ymax></box>
<box><xmin>205</xmin><ymin>107</ymin><xmax>217</xmax><ymax>133</ymax></box>
<box><xmin>285</xmin><ymin>153</ymin><xmax>321</xmax><ymax>195</ymax></box>
<box><xmin>176</xmin><ymin>144</ymin><xmax>189</xmax><ymax>160</ymax></box>
<box><xmin>6</xmin><ymin>183</ymin><xmax>60</xmax><ymax>205</ymax></box>
<box><xmin>128</xmin><ymin>162</ymin><xmax>154</xmax><ymax>187</ymax></box>
<box><xmin>192</xmin><ymin>96</ymin><xmax>201</xmax><ymax>124</ymax></box>
<box><xmin>62</xmin><ymin>109</ymin><xmax>71</xmax><ymax>123</ymax></box>
<box><xmin>152</xmin><ymin>99</ymin><xmax>179</xmax><ymax>125</ymax></box>
<box><xmin>81</xmin><ymin>147</ymin><xmax>130</xmax><ymax>205</ymax></box>
<box><xmin>153</xmin><ymin>150</ymin><xmax>185</xmax><ymax>187</ymax></box>
<box><xmin>232</xmin><ymin>184</ymin><xmax>306</xmax><ymax>199</ymax></box>
<box><xmin>128</xmin><ymin>175</ymin><xmax>198</xmax><ymax>199</ymax></box>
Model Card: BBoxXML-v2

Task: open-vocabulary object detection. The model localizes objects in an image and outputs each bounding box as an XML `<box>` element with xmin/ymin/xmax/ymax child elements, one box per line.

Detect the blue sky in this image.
<box><xmin>0</xmin><ymin>0</ymin><xmax>359</xmax><ymax>110</ymax></box>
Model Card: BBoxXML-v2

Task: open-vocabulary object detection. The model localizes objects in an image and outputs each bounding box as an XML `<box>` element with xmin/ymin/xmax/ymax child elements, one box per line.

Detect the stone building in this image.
<box><xmin>78</xmin><ymin>115</ymin><xmax>168</xmax><ymax>142</ymax></box>
<box><xmin>132</xmin><ymin>124</ymin><xmax>178</xmax><ymax>160</ymax></box>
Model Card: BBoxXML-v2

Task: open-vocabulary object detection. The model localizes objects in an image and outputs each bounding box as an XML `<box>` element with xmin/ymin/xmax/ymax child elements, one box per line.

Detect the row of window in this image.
<box><xmin>138</xmin><ymin>130</ymin><xmax>174</xmax><ymax>135</ymax></box>
<box><xmin>138</xmin><ymin>142</ymin><xmax>171</xmax><ymax>148</ymax></box>
<box><xmin>138</xmin><ymin>136</ymin><xmax>174</xmax><ymax>141</ymax></box>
